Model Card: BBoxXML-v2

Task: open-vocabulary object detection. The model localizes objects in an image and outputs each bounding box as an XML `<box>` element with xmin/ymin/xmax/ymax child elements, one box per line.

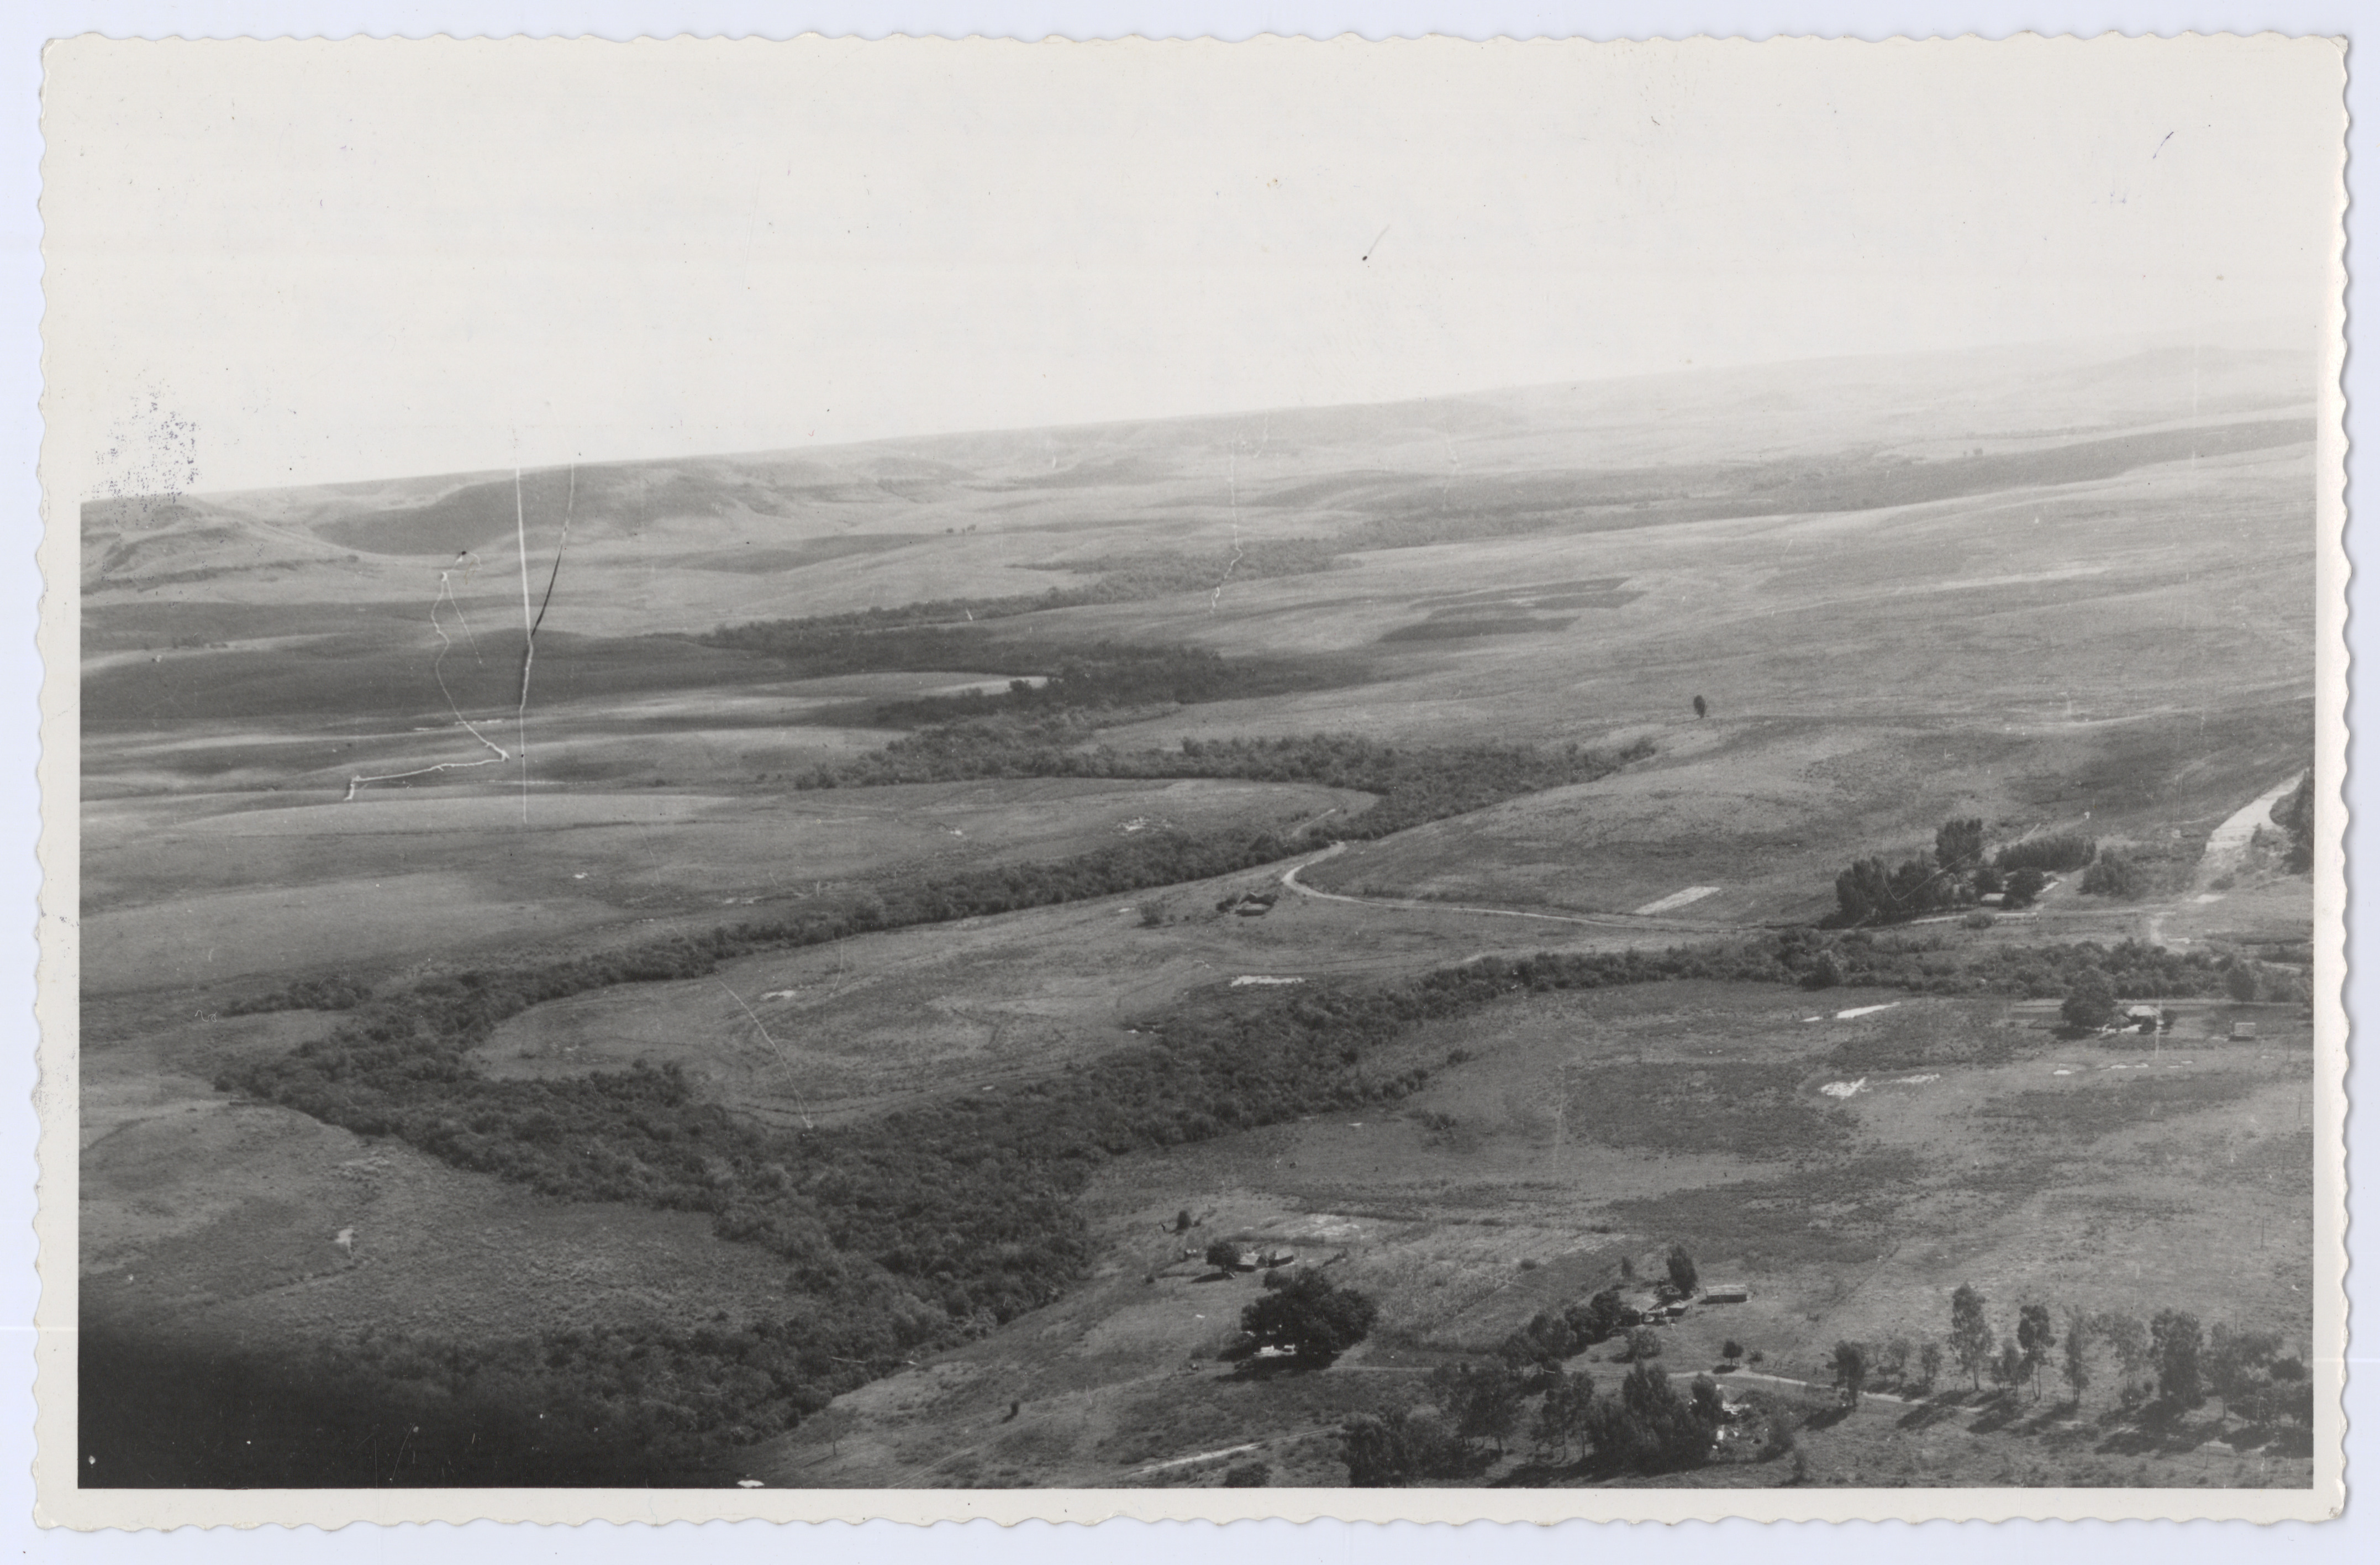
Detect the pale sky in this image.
<box><xmin>43</xmin><ymin>34</ymin><xmax>2345</xmax><ymax>497</ymax></box>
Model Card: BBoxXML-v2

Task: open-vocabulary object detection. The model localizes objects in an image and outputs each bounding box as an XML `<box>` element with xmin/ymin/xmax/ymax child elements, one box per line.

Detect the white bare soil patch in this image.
<box><xmin>2191</xmin><ymin>770</ymin><xmax>2306</xmax><ymax>893</ymax></box>
<box><xmin>1632</xmin><ymin>885</ymin><xmax>1721</xmax><ymax>916</ymax></box>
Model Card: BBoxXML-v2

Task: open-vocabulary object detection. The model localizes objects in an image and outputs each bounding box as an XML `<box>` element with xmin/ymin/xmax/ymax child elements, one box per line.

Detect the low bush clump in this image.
<box><xmin>1994</xmin><ymin>834</ymin><xmax>2098</xmax><ymax>874</ymax></box>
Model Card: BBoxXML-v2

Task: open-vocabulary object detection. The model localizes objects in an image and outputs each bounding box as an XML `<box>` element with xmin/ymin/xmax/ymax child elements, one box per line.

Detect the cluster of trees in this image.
<box><xmin>1342</xmin><ymin>1359</ymin><xmax>1724</xmax><ymax>1485</ymax></box>
<box><xmin>2057</xmin><ymin>949</ymin><xmax>2302</xmax><ymax>1030</ymax></box>
<box><xmin>1784</xmin><ymin>927</ymin><xmax>2295</xmax><ymax>1004</ymax></box>
<box><xmin>1800</xmin><ymin>1284</ymin><xmax>2316</xmax><ymax>1446</ymax></box>
<box><xmin>2078</xmin><ymin>850</ymin><xmax>2152</xmax><ymax>900</ymax></box>
<box><xmin>1832</xmin><ymin>820</ymin><xmax>2100</xmax><ymax>926</ymax></box>
<box><xmin>1239</xmin><ymin>1269</ymin><xmax>1378</xmax><ymax>1363</ymax></box>
<box><xmin>1492</xmin><ymin>1288</ymin><xmax>1634</xmax><ymax>1367</ymax></box>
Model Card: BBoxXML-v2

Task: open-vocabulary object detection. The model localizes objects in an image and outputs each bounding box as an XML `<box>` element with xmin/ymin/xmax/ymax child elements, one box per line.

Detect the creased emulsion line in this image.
<box><xmin>713</xmin><ymin>979</ymin><xmax>814</xmax><ymax>1130</ymax></box>
<box><xmin>345</xmin><ymin>567</ymin><xmax>512</xmax><ymax>801</ymax></box>
<box><xmin>513</xmin><ymin>464</ymin><xmax>577</xmax><ymax>824</ymax></box>
<box><xmin>429</xmin><ymin>575</ymin><xmax>508</xmax><ymax>763</ymax></box>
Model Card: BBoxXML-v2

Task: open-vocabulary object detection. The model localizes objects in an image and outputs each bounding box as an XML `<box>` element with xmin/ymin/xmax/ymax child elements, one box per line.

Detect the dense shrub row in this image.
<box><xmin>799</xmin><ymin>728</ymin><xmax>1656</xmax><ymax>839</ymax></box>
<box><xmin>700</xmin><ymin>540</ymin><xmax>1346</xmax><ymax>648</ymax></box>
<box><xmin>1992</xmin><ymin>833</ymin><xmax>2099</xmax><ymax>874</ymax></box>
<box><xmin>223</xmin><ymin>974</ymin><xmax>375</xmax><ymax>1015</ymax></box>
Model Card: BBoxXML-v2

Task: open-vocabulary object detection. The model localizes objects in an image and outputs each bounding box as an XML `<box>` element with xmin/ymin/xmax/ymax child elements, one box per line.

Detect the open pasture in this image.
<box><xmin>78</xmin><ymin>1020</ymin><xmax>798</xmax><ymax>1353</ymax></box>
<box><xmin>83</xmin><ymin>775</ymin><xmax>1373</xmax><ymax>1002</ymax></box>
<box><xmin>80</xmin><ymin>1099</ymin><xmax>800</xmax><ymax>1351</ymax></box>
<box><xmin>1295</xmin><ymin>699</ymin><xmax>2312</xmax><ymax>928</ymax></box>
<box><xmin>469</xmin><ymin>855</ymin><xmax>1662</xmax><ymax>1123</ymax></box>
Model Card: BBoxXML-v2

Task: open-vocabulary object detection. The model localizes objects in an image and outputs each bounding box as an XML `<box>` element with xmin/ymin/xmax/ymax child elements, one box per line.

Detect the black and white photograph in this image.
<box><xmin>31</xmin><ymin>30</ymin><xmax>2347</xmax><ymax>1526</ymax></box>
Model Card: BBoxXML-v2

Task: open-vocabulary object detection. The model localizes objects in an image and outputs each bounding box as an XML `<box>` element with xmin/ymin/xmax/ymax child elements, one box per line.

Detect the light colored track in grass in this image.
<box><xmin>1277</xmin><ymin>844</ymin><xmax>1756</xmax><ymax>936</ymax></box>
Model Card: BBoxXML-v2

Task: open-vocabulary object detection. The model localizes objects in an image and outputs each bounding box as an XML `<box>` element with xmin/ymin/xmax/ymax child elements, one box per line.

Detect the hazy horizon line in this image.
<box><xmin>146</xmin><ymin>314</ymin><xmax>2320</xmax><ymax>510</ymax></box>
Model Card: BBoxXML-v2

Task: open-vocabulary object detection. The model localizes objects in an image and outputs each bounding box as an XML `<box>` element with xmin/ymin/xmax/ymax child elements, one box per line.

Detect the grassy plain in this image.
<box><xmin>80</xmin><ymin>334</ymin><xmax>2319</xmax><ymax>1487</ymax></box>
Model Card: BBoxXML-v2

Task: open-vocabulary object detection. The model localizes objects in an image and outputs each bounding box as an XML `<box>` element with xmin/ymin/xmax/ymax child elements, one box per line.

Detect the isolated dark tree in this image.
<box><xmin>2224</xmin><ymin>962</ymin><xmax>2262</xmax><ymax>1002</ymax></box>
<box><xmin>1950</xmin><ymin>1284</ymin><xmax>1994</xmax><ymax>1390</ymax></box>
<box><xmin>1204</xmin><ymin>1239</ymin><xmax>1242</xmax><ymax>1271</ymax></box>
<box><xmin>2060</xmin><ymin>967</ymin><xmax>2118</xmax><ymax>1031</ymax></box>
<box><xmin>1720</xmin><ymin>1339</ymin><xmax>1745</xmax><ymax>1365</ymax></box>
<box><xmin>1801</xmin><ymin>950</ymin><xmax>1844</xmax><ymax>990</ymax></box>
<box><xmin>1667</xmin><ymin>1245</ymin><xmax>1699</xmax><ymax>1297</ymax></box>
<box><xmin>1240</xmin><ymin>1269</ymin><xmax>1377</xmax><ymax>1364</ymax></box>
<box><xmin>2016</xmin><ymin>1303</ymin><xmax>2057</xmax><ymax>1400</ymax></box>
<box><xmin>1991</xmin><ymin>1337</ymin><xmax>2025</xmax><ymax>1395</ymax></box>
<box><xmin>1918</xmin><ymin>1341</ymin><xmax>1945</xmax><ymax>1393</ymax></box>
<box><xmin>2150</xmin><ymin>1309</ymin><xmax>2204</xmax><ymax>1407</ymax></box>
<box><xmin>2095</xmin><ymin>1312</ymin><xmax>2150</xmax><ymax>1398</ymax></box>
<box><xmin>2002</xmin><ymin>866</ymin><xmax>2048</xmax><ymax>908</ymax></box>
<box><xmin>1689</xmin><ymin>1373</ymin><xmax>1725</xmax><ymax>1426</ymax></box>
<box><xmin>2060</xmin><ymin>1308</ymin><xmax>2093</xmax><ymax>1403</ymax></box>
<box><xmin>1692</xmin><ymin>695</ymin><xmax>1708</xmax><ymax>720</ymax></box>
<box><xmin>1174</xmin><ymin>1209</ymin><xmax>1194</xmax><ymax>1233</ymax></box>
<box><xmin>1831</xmin><ymin>1341</ymin><xmax>1868</xmax><ymax>1408</ymax></box>
<box><xmin>1624</xmin><ymin>1327</ymin><xmax>1664</xmax><ymax>1363</ymax></box>
<box><xmin>1619</xmin><ymin>1255</ymin><xmax>1636</xmax><ymax>1282</ymax></box>
<box><xmin>1935</xmin><ymin>818</ymin><xmax>1986</xmax><ymax>873</ymax></box>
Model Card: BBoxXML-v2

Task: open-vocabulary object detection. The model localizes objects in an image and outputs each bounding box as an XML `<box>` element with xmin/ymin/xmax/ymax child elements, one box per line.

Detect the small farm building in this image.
<box><xmin>1700</xmin><ymin>1283</ymin><xmax>1751</xmax><ymax>1304</ymax></box>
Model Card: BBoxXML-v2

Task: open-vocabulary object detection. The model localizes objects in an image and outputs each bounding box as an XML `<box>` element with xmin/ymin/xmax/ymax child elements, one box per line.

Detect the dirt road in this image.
<box><xmin>2192</xmin><ymin>771</ymin><xmax>2307</xmax><ymax>894</ymax></box>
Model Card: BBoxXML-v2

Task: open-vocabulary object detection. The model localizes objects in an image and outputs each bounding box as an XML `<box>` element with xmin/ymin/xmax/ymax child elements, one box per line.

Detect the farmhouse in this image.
<box><xmin>1700</xmin><ymin>1282</ymin><xmax>1751</xmax><ymax>1304</ymax></box>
